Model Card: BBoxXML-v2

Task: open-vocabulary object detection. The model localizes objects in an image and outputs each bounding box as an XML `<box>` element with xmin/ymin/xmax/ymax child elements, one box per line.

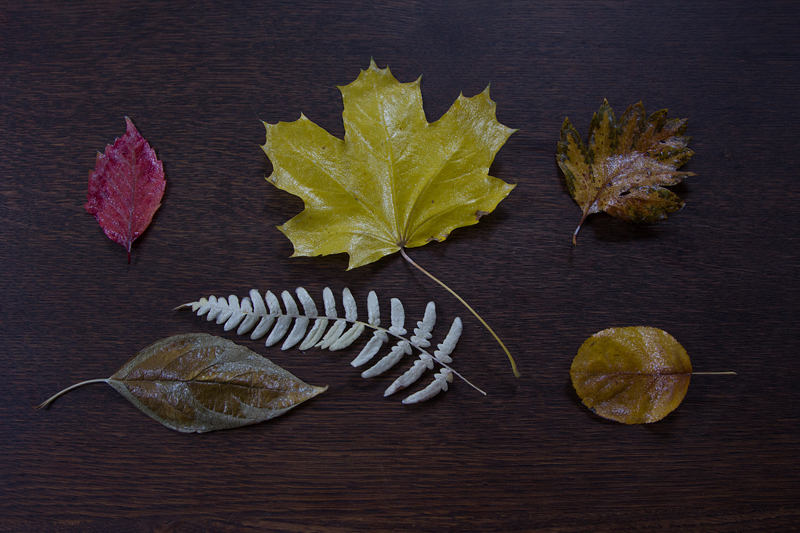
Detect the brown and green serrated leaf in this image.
<box><xmin>570</xmin><ymin>326</ymin><xmax>692</xmax><ymax>424</ymax></box>
<box><xmin>558</xmin><ymin>100</ymin><xmax>695</xmax><ymax>244</ymax></box>
<box><xmin>39</xmin><ymin>333</ymin><xmax>327</xmax><ymax>433</ymax></box>
<box><xmin>261</xmin><ymin>59</ymin><xmax>516</xmax><ymax>269</ymax></box>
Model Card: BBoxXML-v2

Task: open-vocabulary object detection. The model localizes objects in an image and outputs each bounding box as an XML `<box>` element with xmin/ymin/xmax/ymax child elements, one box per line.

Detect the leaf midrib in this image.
<box><xmin>112</xmin><ymin>377</ymin><xmax>302</xmax><ymax>391</ymax></box>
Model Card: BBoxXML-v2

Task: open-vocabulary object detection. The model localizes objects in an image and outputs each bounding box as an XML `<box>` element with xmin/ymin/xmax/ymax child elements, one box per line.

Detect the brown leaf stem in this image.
<box><xmin>573</xmin><ymin>208</ymin><xmax>590</xmax><ymax>246</ymax></box>
<box><xmin>401</xmin><ymin>248</ymin><xmax>520</xmax><ymax>378</ymax></box>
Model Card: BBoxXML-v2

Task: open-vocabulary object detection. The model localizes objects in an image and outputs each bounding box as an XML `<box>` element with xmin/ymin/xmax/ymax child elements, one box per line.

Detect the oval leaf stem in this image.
<box><xmin>37</xmin><ymin>379</ymin><xmax>110</xmax><ymax>409</ymax></box>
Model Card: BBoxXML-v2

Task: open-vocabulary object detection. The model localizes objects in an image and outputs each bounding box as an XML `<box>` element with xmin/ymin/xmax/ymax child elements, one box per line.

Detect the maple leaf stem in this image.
<box><xmin>37</xmin><ymin>378</ymin><xmax>110</xmax><ymax>409</ymax></box>
<box><xmin>401</xmin><ymin>248</ymin><xmax>520</xmax><ymax>378</ymax></box>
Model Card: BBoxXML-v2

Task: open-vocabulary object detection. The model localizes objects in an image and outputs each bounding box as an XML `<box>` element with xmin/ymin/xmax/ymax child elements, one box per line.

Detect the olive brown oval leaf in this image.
<box><xmin>570</xmin><ymin>326</ymin><xmax>691</xmax><ymax>424</ymax></box>
<box><xmin>557</xmin><ymin>100</ymin><xmax>695</xmax><ymax>244</ymax></box>
<box><xmin>38</xmin><ymin>333</ymin><xmax>327</xmax><ymax>433</ymax></box>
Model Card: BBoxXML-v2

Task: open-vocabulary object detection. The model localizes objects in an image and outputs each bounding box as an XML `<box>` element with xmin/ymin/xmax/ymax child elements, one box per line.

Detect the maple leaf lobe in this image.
<box><xmin>558</xmin><ymin>100</ymin><xmax>694</xmax><ymax>244</ymax></box>
<box><xmin>262</xmin><ymin>60</ymin><xmax>515</xmax><ymax>269</ymax></box>
<box><xmin>85</xmin><ymin>117</ymin><xmax>165</xmax><ymax>262</ymax></box>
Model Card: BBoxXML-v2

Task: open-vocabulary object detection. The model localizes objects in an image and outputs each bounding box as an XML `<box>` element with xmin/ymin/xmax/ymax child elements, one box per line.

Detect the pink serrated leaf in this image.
<box><xmin>84</xmin><ymin>117</ymin><xmax>166</xmax><ymax>263</ymax></box>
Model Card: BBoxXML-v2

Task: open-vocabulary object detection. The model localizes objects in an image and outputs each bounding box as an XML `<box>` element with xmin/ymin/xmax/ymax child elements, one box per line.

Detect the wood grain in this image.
<box><xmin>2</xmin><ymin>1</ymin><xmax>798</xmax><ymax>531</ymax></box>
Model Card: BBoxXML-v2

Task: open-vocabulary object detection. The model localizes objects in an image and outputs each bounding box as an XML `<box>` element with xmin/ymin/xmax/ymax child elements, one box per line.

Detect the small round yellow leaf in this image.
<box><xmin>570</xmin><ymin>326</ymin><xmax>692</xmax><ymax>424</ymax></box>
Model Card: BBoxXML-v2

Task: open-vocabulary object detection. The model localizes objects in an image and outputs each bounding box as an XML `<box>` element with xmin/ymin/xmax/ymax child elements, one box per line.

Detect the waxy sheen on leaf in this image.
<box><xmin>85</xmin><ymin>117</ymin><xmax>166</xmax><ymax>262</ymax></box>
<box><xmin>39</xmin><ymin>334</ymin><xmax>327</xmax><ymax>433</ymax></box>
<box><xmin>261</xmin><ymin>60</ymin><xmax>516</xmax><ymax>269</ymax></box>
<box><xmin>261</xmin><ymin>60</ymin><xmax>520</xmax><ymax>378</ymax></box>
<box><xmin>557</xmin><ymin>101</ymin><xmax>694</xmax><ymax>244</ymax></box>
<box><xmin>570</xmin><ymin>327</ymin><xmax>692</xmax><ymax>424</ymax></box>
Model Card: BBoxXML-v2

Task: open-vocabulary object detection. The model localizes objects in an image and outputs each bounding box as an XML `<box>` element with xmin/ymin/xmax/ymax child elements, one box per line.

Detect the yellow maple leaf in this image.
<box><xmin>261</xmin><ymin>60</ymin><xmax>516</xmax><ymax>269</ymax></box>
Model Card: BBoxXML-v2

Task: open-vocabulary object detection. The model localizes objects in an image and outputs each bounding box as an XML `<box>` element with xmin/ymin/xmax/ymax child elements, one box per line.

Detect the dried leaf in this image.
<box><xmin>85</xmin><ymin>117</ymin><xmax>166</xmax><ymax>262</ymax></box>
<box><xmin>557</xmin><ymin>100</ymin><xmax>695</xmax><ymax>244</ymax></box>
<box><xmin>570</xmin><ymin>326</ymin><xmax>692</xmax><ymax>424</ymax></box>
<box><xmin>39</xmin><ymin>334</ymin><xmax>327</xmax><ymax>433</ymax></box>
<box><xmin>261</xmin><ymin>60</ymin><xmax>515</xmax><ymax>269</ymax></box>
<box><xmin>179</xmin><ymin>287</ymin><xmax>483</xmax><ymax>403</ymax></box>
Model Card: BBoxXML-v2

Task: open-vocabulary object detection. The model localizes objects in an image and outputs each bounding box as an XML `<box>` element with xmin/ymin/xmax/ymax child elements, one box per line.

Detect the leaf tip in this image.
<box><xmin>123</xmin><ymin>116</ymin><xmax>141</xmax><ymax>138</ymax></box>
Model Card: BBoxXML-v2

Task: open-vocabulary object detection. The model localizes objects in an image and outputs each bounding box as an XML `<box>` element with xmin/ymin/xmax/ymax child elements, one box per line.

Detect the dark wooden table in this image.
<box><xmin>2</xmin><ymin>1</ymin><xmax>798</xmax><ymax>531</ymax></box>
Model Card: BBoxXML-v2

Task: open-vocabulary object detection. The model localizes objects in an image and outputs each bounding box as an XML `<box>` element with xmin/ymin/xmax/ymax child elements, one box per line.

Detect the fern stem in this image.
<box><xmin>436</xmin><ymin>363</ymin><xmax>487</xmax><ymax>395</ymax></box>
<box><xmin>401</xmin><ymin>248</ymin><xmax>520</xmax><ymax>378</ymax></box>
<box><xmin>37</xmin><ymin>379</ymin><xmax>109</xmax><ymax>409</ymax></box>
<box><xmin>316</xmin><ymin>317</ymin><xmax>487</xmax><ymax>394</ymax></box>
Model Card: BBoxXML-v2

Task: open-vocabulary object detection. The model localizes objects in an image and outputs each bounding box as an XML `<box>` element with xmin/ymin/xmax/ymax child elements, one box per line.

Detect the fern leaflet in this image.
<box><xmin>178</xmin><ymin>288</ymin><xmax>484</xmax><ymax>403</ymax></box>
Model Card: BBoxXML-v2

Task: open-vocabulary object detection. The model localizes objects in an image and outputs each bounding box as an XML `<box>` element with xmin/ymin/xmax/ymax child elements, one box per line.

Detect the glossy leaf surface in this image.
<box><xmin>261</xmin><ymin>60</ymin><xmax>516</xmax><ymax>269</ymax></box>
<box><xmin>557</xmin><ymin>100</ymin><xmax>694</xmax><ymax>244</ymax></box>
<box><xmin>85</xmin><ymin>117</ymin><xmax>166</xmax><ymax>262</ymax></box>
<box><xmin>570</xmin><ymin>326</ymin><xmax>692</xmax><ymax>424</ymax></box>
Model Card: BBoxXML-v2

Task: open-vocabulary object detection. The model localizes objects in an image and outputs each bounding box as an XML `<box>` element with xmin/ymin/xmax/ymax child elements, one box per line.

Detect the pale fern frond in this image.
<box><xmin>178</xmin><ymin>288</ymin><xmax>483</xmax><ymax>403</ymax></box>
<box><xmin>297</xmin><ymin>287</ymin><xmax>327</xmax><ymax>351</ymax></box>
<box><xmin>350</xmin><ymin>296</ymin><xmax>403</xmax><ymax>368</ymax></box>
<box><xmin>361</xmin><ymin>340</ymin><xmax>413</xmax><ymax>378</ymax></box>
<box><xmin>389</xmin><ymin>298</ymin><xmax>406</xmax><ymax>335</ymax></box>
<box><xmin>402</xmin><ymin>369</ymin><xmax>453</xmax><ymax>404</ymax></box>
<box><xmin>384</xmin><ymin>317</ymin><xmax>461</xmax><ymax>397</ymax></box>
<box><xmin>410</xmin><ymin>302</ymin><xmax>435</xmax><ymax>348</ymax></box>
